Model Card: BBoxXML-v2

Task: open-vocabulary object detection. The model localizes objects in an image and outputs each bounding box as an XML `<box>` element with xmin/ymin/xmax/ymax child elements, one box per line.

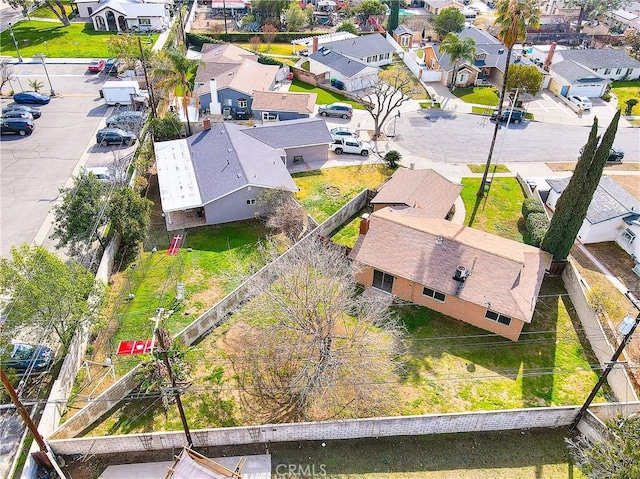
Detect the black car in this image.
<box><xmin>2</xmin><ymin>110</ymin><xmax>34</xmax><ymax>120</ymax></box>
<box><xmin>13</xmin><ymin>91</ymin><xmax>51</xmax><ymax>105</ymax></box>
<box><xmin>2</xmin><ymin>343</ymin><xmax>55</xmax><ymax>373</ymax></box>
<box><xmin>96</xmin><ymin>127</ymin><xmax>136</xmax><ymax>145</ymax></box>
<box><xmin>490</xmin><ymin>108</ymin><xmax>524</xmax><ymax>123</ymax></box>
<box><xmin>104</xmin><ymin>58</ymin><xmax>122</xmax><ymax>76</ymax></box>
<box><xmin>1</xmin><ymin>118</ymin><xmax>35</xmax><ymax>136</ymax></box>
<box><xmin>105</xmin><ymin>110</ymin><xmax>147</xmax><ymax>129</ymax></box>
<box><xmin>2</xmin><ymin>104</ymin><xmax>42</xmax><ymax>119</ymax></box>
<box><xmin>579</xmin><ymin>146</ymin><xmax>625</xmax><ymax>162</ymax></box>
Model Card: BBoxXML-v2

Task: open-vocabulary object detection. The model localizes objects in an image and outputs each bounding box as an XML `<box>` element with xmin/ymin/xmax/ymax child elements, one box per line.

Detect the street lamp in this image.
<box><xmin>7</xmin><ymin>22</ymin><xmax>23</xmax><ymax>62</ymax></box>
<box><xmin>34</xmin><ymin>53</ymin><xmax>56</xmax><ymax>97</ymax></box>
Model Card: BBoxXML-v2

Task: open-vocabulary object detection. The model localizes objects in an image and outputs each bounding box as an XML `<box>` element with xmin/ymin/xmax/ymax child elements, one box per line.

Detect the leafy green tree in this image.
<box><xmin>0</xmin><ymin>244</ymin><xmax>102</xmax><ymax>352</ymax></box>
<box><xmin>150</xmin><ymin>111</ymin><xmax>183</xmax><ymax>141</ymax></box>
<box><xmin>251</xmin><ymin>0</ymin><xmax>288</xmax><ymax>26</ymax></box>
<box><xmin>384</xmin><ymin>150</ymin><xmax>402</xmax><ymax>169</ymax></box>
<box><xmin>354</xmin><ymin>0</ymin><xmax>385</xmax><ymax>24</ymax></box>
<box><xmin>506</xmin><ymin>63</ymin><xmax>544</xmax><ymax>97</ymax></box>
<box><xmin>625</xmin><ymin>30</ymin><xmax>640</xmax><ymax>58</ymax></box>
<box><xmin>107</xmin><ymin>187</ymin><xmax>153</xmax><ymax>256</ymax></box>
<box><xmin>388</xmin><ymin>0</ymin><xmax>400</xmax><ymax>33</ymax></box>
<box><xmin>305</xmin><ymin>4</ymin><xmax>315</xmax><ymax>27</ymax></box>
<box><xmin>337</xmin><ymin>19</ymin><xmax>359</xmax><ymax>35</ymax></box>
<box><xmin>477</xmin><ymin>0</ymin><xmax>540</xmax><ymax>197</ymax></box>
<box><xmin>564</xmin><ymin>0</ymin><xmax>626</xmax><ymax>33</ymax></box>
<box><xmin>625</xmin><ymin>98</ymin><xmax>638</xmax><ymax>115</ymax></box>
<box><xmin>432</xmin><ymin>6</ymin><xmax>465</xmax><ymax>37</ymax></box>
<box><xmin>43</xmin><ymin>0</ymin><xmax>70</xmax><ymax>25</ymax></box>
<box><xmin>285</xmin><ymin>1</ymin><xmax>307</xmax><ymax>31</ymax></box>
<box><xmin>567</xmin><ymin>415</ymin><xmax>640</xmax><ymax>479</ymax></box>
<box><xmin>438</xmin><ymin>32</ymin><xmax>476</xmax><ymax>91</ymax></box>
<box><xmin>51</xmin><ymin>170</ymin><xmax>108</xmax><ymax>258</ymax></box>
<box><xmin>541</xmin><ymin>111</ymin><xmax>621</xmax><ymax>260</ymax></box>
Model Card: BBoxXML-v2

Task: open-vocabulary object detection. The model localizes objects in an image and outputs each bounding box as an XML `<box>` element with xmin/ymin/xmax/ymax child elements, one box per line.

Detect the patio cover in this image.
<box><xmin>165</xmin><ymin>448</ymin><xmax>243</xmax><ymax>479</ymax></box>
<box><xmin>155</xmin><ymin>139</ymin><xmax>203</xmax><ymax>212</ymax></box>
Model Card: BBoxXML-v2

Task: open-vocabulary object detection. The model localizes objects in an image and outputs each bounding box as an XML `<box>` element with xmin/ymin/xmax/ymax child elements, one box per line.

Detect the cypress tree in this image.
<box><xmin>388</xmin><ymin>0</ymin><xmax>400</xmax><ymax>33</ymax></box>
<box><xmin>541</xmin><ymin>111</ymin><xmax>621</xmax><ymax>261</ymax></box>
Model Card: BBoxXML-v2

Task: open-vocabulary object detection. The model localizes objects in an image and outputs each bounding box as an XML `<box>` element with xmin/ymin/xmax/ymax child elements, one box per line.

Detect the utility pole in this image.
<box><xmin>155</xmin><ymin>323</ymin><xmax>192</xmax><ymax>447</ymax></box>
<box><xmin>223</xmin><ymin>0</ymin><xmax>228</xmax><ymax>35</ymax></box>
<box><xmin>570</xmin><ymin>293</ymin><xmax>640</xmax><ymax>431</ymax></box>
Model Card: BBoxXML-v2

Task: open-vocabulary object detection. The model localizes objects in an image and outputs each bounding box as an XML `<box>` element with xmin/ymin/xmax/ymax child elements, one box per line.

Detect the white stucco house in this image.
<box><xmin>307</xmin><ymin>48</ymin><xmax>379</xmax><ymax>92</ymax></box>
<box><xmin>74</xmin><ymin>0</ymin><xmax>171</xmax><ymax>32</ymax></box>
<box><xmin>545</xmin><ymin>176</ymin><xmax>640</xmax><ymax>260</ymax></box>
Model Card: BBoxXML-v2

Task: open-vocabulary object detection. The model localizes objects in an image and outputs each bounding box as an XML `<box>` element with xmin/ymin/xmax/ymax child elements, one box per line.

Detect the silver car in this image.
<box><xmin>318</xmin><ymin>102</ymin><xmax>353</xmax><ymax>119</ymax></box>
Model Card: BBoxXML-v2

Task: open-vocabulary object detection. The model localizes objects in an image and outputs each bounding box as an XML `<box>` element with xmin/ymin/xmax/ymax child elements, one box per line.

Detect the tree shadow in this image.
<box><xmin>466</xmin><ymin>193</ymin><xmax>486</xmax><ymax>227</ymax></box>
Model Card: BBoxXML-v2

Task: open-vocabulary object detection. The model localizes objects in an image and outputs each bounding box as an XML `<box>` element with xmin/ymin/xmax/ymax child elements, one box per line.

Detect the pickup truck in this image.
<box><xmin>330</xmin><ymin>138</ymin><xmax>371</xmax><ymax>156</ymax></box>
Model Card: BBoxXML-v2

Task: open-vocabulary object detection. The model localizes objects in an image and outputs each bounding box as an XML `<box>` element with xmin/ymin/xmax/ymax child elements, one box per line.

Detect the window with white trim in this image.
<box><xmin>372</xmin><ymin>269</ymin><xmax>394</xmax><ymax>293</ymax></box>
<box><xmin>237</xmin><ymin>98</ymin><xmax>247</xmax><ymax>108</ymax></box>
<box><xmin>422</xmin><ymin>287</ymin><xmax>446</xmax><ymax>302</ymax></box>
<box><xmin>139</xmin><ymin>18</ymin><xmax>151</xmax><ymax>25</ymax></box>
<box><xmin>246</xmin><ymin>198</ymin><xmax>256</xmax><ymax>205</ymax></box>
<box><xmin>485</xmin><ymin>309</ymin><xmax>511</xmax><ymax>326</ymax></box>
<box><xmin>615</xmin><ymin>68</ymin><xmax>622</xmax><ymax>75</ymax></box>
<box><xmin>604</xmin><ymin>68</ymin><xmax>612</xmax><ymax>75</ymax></box>
<box><xmin>622</xmin><ymin>228</ymin><xmax>636</xmax><ymax>244</ymax></box>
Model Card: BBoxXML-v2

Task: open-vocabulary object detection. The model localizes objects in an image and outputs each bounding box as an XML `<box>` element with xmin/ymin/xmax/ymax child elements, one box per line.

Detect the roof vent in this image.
<box><xmin>453</xmin><ymin>265</ymin><xmax>467</xmax><ymax>282</ymax></box>
<box><xmin>322</xmin><ymin>49</ymin><xmax>332</xmax><ymax>56</ymax></box>
<box><xmin>227</xmin><ymin>148</ymin><xmax>233</xmax><ymax>153</ymax></box>
<box><xmin>435</xmin><ymin>237</ymin><xmax>443</xmax><ymax>245</ymax></box>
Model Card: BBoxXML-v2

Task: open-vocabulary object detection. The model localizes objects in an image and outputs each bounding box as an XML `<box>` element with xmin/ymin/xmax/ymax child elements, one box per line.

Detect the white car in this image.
<box><xmin>330</xmin><ymin>127</ymin><xmax>357</xmax><ymax>141</ymax></box>
<box><xmin>330</xmin><ymin>138</ymin><xmax>371</xmax><ymax>156</ymax></box>
<box><xmin>569</xmin><ymin>95</ymin><xmax>592</xmax><ymax>110</ymax></box>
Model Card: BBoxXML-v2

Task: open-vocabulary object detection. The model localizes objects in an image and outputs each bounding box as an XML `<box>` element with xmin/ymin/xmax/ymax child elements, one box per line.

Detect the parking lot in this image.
<box><xmin>0</xmin><ymin>63</ymin><xmax>137</xmax><ymax>258</ymax></box>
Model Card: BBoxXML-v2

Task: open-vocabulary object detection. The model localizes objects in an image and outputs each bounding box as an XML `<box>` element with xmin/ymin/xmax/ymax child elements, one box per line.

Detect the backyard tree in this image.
<box><xmin>337</xmin><ymin>19</ymin><xmax>359</xmax><ymax>35</ymax></box>
<box><xmin>353</xmin><ymin>65</ymin><xmax>415</xmax><ymax>139</ymax></box>
<box><xmin>564</xmin><ymin>0</ymin><xmax>625</xmax><ymax>33</ymax></box>
<box><xmin>107</xmin><ymin>187</ymin><xmax>153</xmax><ymax>257</ymax></box>
<box><xmin>438</xmin><ymin>32</ymin><xmax>476</xmax><ymax>91</ymax></box>
<box><xmin>432</xmin><ymin>6</ymin><xmax>465</xmax><ymax>37</ymax></box>
<box><xmin>51</xmin><ymin>169</ymin><xmax>108</xmax><ymax>259</ymax></box>
<box><xmin>249</xmin><ymin>35</ymin><xmax>262</xmax><ymax>52</ymax></box>
<box><xmin>43</xmin><ymin>0</ymin><xmax>71</xmax><ymax>25</ymax></box>
<box><xmin>150</xmin><ymin>111</ymin><xmax>183</xmax><ymax>140</ymax></box>
<box><xmin>305</xmin><ymin>4</ymin><xmax>315</xmax><ymax>27</ymax></box>
<box><xmin>388</xmin><ymin>0</ymin><xmax>400</xmax><ymax>33</ymax></box>
<box><xmin>625</xmin><ymin>30</ymin><xmax>640</xmax><ymax>58</ymax></box>
<box><xmin>261</xmin><ymin>24</ymin><xmax>278</xmax><ymax>50</ymax></box>
<box><xmin>0</xmin><ymin>244</ymin><xmax>102</xmax><ymax>352</ymax></box>
<box><xmin>285</xmin><ymin>2</ymin><xmax>307</xmax><ymax>32</ymax></box>
<box><xmin>225</xmin><ymin>236</ymin><xmax>404</xmax><ymax>422</ymax></box>
<box><xmin>354</xmin><ymin>0</ymin><xmax>386</xmax><ymax>25</ymax></box>
<box><xmin>566</xmin><ymin>415</ymin><xmax>640</xmax><ymax>479</ymax></box>
<box><xmin>541</xmin><ymin>111</ymin><xmax>621</xmax><ymax>261</ymax></box>
<box><xmin>505</xmin><ymin>63</ymin><xmax>544</xmax><ymax>97</ymax></box>
<box><xmin>477</xmin><ymin>0</ymin><xmax>540</xmax><ymax>197</ymax></box>
<box><xmin>251</xmin><ymin>0</ymin><xmax>288</xmax><ymax>27</ymax></box>
<box><xmin>257</xmin><ymin>188</ymin><xmax>307</xmax><ymax>241</ymax></box>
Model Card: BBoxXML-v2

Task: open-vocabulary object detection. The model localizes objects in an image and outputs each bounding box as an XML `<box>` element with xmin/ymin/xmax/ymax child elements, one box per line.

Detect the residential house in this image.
<box><xmin>154</xmin><ymin>122</ymin><xmax>297</xmax><ymax>229</ymax></box>
<box><xmin>241</xmin><ymin>118</ymin><xmax>333</xmax><ymax>165</ymax></box>
<box><xmin>424</xmin><ymin>0</ymin><xmax>465</xmax><ymax>15</ymax></box>
<box><xmin>545</xmin><ymin>176</ymin><xmax>640</xmax><ymax>260</ymax></box>
<box><xmin>251</xmin><ymin>91</ymin><xmax>317</xmax><ymax>121</ymax></box>
<box><xmin>349</xmin><ymin>207</ymin><xmax>552</xmax><ymax>340</ymax></box>
<box><xmin>539</xmin><ymin>0</ymin><xmax>580</xmax><ymax>18</ymax></box>
<box><xmin>370</xmin><ymin>168</ymin><xmax>462</xmax><ymax>220</ymax></box>
<box><xmin>311</xmin><ymin>33</ymin><xmax>396</xmax><ymax>67</ymax></box>
<box><xmin>194</xmin><ymin>44</ymin><xmax>280</xmax><ymax>119</ymax></box>
<box><xmin>605</xmin><ymin>9</ymin><xmax>640</xmax><ymax>33</ymax></box>
<box><xmin>74</xmin><ymin>0</ymin><xmax>170</xmax><ymax>32</ymax></box>
<box><xmin>392</xmin><ymin>26</ymin><xmax>415</xmax><ymax>49</ymax></box>
<box><xmin>308</xmin><ymin>49</ymin><xmax>380</xmax><ymax>91</ymax></box>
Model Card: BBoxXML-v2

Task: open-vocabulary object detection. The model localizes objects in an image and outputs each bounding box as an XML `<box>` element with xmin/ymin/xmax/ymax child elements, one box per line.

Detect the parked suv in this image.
<box><xmin>1</xmin><ymin>118</ymin><xmax>35</xmax><ymax>136</ymax></box>
<box><xmin>2</xmin><ymin>104</ymin><xmax>42</xmax><ymax>119</ymax></box>
<box><xmin>490</xmin><ymin>108</ymin><xmax>524</xmax><ymax>123</ymax></box>
<box><xmin>330</xmin><ymin>138</ymin><xmax>371</xmax><ymax>156</ymax></box>
<box><xmin>104</xmin><ymin>58</ymin><xmax>122</xmax><ymax>76</ymax></box>
<box><xmin>318</xmin><ymin>102</ymin><xmax>353</xmax><ymax>119</ymax></box>
<box><xmin>96</xmin><ymin>127</ymin><xmax>136</xmax><ymax>145</ymax></box>
<box><xmin>1</xmin><ymin>343</ymin><xmax>54</xmax><ymax>373</ymax></box>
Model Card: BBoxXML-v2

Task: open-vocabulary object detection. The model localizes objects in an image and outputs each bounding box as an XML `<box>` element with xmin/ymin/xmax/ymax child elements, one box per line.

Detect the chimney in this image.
<box><xmin>203</xmin><ymin>118</ymin><xmax>211</xmax><ymax>130</ymax></box>
<box><xmin>209</xmin><ymin>79</ymin><xmax>221</xmax><ymax>115</ymax></box>
<box><xmin>359</xmin><ymin>213</ymin><xmax>370</xmax><ymax>235</ymax></box>
<box><xmin>312</xmin><ymin>36</ymin><xmax>319</xmax><ymax>54</ymax></box>
<box><xmin>544</xmin><ymin>42</ymin><xmax>556</xmax><ymax>72</ymax></box>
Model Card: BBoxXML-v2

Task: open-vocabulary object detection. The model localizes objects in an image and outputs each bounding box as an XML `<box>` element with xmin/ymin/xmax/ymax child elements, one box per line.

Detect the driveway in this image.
<box><xmin>0</xmin><ymin>63</ymin><xmax>135</xmax><ymax>258</ymax></box>
<box><xmin>525</xmin><ymin>92</ymin><xmax>622</xmax><ymax>127</ymax></box>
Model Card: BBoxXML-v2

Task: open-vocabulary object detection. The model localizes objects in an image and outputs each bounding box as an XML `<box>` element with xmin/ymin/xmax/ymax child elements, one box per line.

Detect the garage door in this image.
<box><xmin>569</xmin><ymin>83</ymin><xmax>605</xmax><ymax>98</ymax></box>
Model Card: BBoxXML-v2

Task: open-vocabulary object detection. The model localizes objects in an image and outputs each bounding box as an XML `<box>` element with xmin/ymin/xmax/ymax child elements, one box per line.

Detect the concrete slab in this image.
<box><xmin>98</xmin><ymin>454</ymin><xmax>271</xmax><ymax>479</ymax></box>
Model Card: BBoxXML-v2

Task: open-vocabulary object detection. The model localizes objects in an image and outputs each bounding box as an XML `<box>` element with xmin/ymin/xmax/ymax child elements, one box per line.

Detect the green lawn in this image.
<box><xmin>331</xmin><ymin>206</ymin><xmax>372</xmax><ymax>248</ymax></box>
<box><xmin>289</xmin><ymin>79</ymin><xmax>366</xmax><ymax>110</ymax></box>
<box><xmin>236</xmin><ymin>42</ymin><xmax>303</xmax><ymax>56</ymax></box>
<box><xmin>460</xmin><ymin>177</ymin><xmax>526</xmax><ymax>242</ymax></box>
<box><xmin>293</xmin><ymin>165</ymin><xmax>393</xmax><ymax>222</ymax></box>
<box><xmin>30</xmin><ymin>1</ymin><xmax>74</xmax><ymax>19</ymax></box>
<box><xmin>611</xmin><ymin>80</ymin><xmax>640</xmax><ymax>115</ymax></box>
<box><xmin>0</xmin><ymin>20</ymin><xmax>157</xmax><ymax>58</ymax></box>
<box><xmin>468</xmin><ymin>163</ymin><xmax>510</xmax><ymax>173</ymax></box>
<box><xmin>454</xmin><ymin>86</ymin><xmax>500</xmax><ymax>106</ymax></box>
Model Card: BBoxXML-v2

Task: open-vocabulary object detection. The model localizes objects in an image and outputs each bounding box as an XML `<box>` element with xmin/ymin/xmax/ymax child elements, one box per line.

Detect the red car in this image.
<box><xmin>88</xmin><ymin>59</ymin><xmax>106</xmax><ymax>73</ymax></box>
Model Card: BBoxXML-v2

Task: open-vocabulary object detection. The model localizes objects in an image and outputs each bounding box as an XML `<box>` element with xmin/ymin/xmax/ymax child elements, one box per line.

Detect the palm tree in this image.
<box><xmin>152</xmin><ymin>48</ymin><xmax>200</xmax><ymax>136</ymax></box>
<box><xmin>439</xmin><ymin>33</ymin><xmax>476</xmax><ymax>92</ymax></box>
<box><xmin>477</xmin><ymin>0</ymin><xmax>540</xmax><ymax>197</ymax></box>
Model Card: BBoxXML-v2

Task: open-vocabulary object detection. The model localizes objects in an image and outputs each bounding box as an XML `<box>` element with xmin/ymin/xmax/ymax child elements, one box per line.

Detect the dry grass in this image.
<box><xmin>546</xmin><ymin>162</ymin><xmax>640</xmax><ymax>172</ymax></box>
<box><xmin>612</xmin><ymin>175</ymin><xmax>640</xmax><ymax>200</ymax></box>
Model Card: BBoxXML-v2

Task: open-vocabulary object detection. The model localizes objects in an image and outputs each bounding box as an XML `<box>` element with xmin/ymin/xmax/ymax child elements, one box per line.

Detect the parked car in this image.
<box><xmin>579</xmin><ymin>146</ymin><xmax>625</xmax><ymax>162</ymax></box>
<box><xmin>0</xmin><ymin>118</ymin><xmax>35</xmax><ymax>136</ymax></box>
<box><xmin>2</xmin><ymin>104</ymin><xmax>41</xmax><ymax>119</ymax></box>
<box><xmin>96</xmin><ymin>127</ymin><xmax>136</xmax><ymax>145</ymax></box>
<box><xmin>318</xmin><ymin>102</ymin><xmax>353</xmax><ymax>119</ymax></box>
<box><xmin>106</xmin><ymin>110</ymin><xmax>147</xmax><ymax>130</ymax></box>
<box><xmin>490</xmin><ymin>108</ymin><xmax>524</xmax><ymax>123</ymax></box>
<box><xmin>85</xmin><ymin>167</ymin><xmax>112</xmax><ymax>181</ymax></box>
<box><xmin>2</xmin><ymin>110</ymin><xmax>34</xmax><ymax>120</ymax></box>
<box><xmin>330</xmin><ymin>138</ymin><xmax>371</xmax><ymax>156</ymax></box>
<box><xmin>131</xmin><ymin>24</ymin><xmax>156</xmax><ymax>33</ymax></box>
<box><xmin>568</xmin><ymin>95</ymin><xmax>592</xmax><ymax>110</ymax></box>
<box><xmin>88</xmin><ymin>59</ymin><xmax>106</xmax><ymax>73</ymax></box>
<box><xmin>330</xmin><ymin>127</ymin><xmax>357</xmax><ymax>141</ymax></box>
<box><xmin>13</xmin><ymin>91</ymin><xmax>50</xmax><ymax>105</ymax></box>
<box><xmin>2</xmin><ymin>343</ymin><xmax>54</xmax><ymax>372</ymax></box>
<box><xmin>104</xmin><ymin>58</ymin><xmax>122</xmax><ymax>76</ymax></box>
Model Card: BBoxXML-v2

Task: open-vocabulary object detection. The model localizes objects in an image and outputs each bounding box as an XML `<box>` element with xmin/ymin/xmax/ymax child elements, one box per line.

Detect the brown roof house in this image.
<box><xmin>349</xmin><ymin>208</ymin><xmax>552</xmax><ymax>340</ymax></box>
<box><xmin>251</xmin><ymin>90</ymin><xmax>317</xmax><ymax>122</ymax></box>
<box><xmin>371</xmin><ymin>168</ymin><xmax>462</xmax><ymax>219</ymax></box>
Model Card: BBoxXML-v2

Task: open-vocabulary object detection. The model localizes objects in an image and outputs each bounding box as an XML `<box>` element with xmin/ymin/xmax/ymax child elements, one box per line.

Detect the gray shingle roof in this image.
<box><xmin>560</xmin><ymin>48</ymin><xmax>640</xmax><ymax>70</ymax></box>
<box><xmin>241</xmin><ymin>118</ymin><xmax>333</xmax><ymax>148</ymax></box>
<box><xmin>393</xmin><ymin>26</ymin><xmax>414</xmax><ymax>36</ymax></box>
<box><xmin>309</xmin><ymin>49</ymin><xmax>371</xmax><ymax>77</ymax></box>
<box><xmin>320</xmin><ymin>33</ymin><xmax>395</xmax><ymax>60</ymax></box>
<box><xmin>550</xmin><ymin>59</ymin><xmax>607</xmax><ymax>83</ymax></box>
<box><xmin>546</xmin><ymin>176</ymin><xmax>640</xmax><ymax>224</ymax></box>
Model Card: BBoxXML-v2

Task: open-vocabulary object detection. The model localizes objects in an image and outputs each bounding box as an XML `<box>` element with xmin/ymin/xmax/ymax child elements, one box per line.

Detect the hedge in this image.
<box><xmin>522</xmin><ymin>197</ymin><xmax>545</xmax><ymax>218</ymax></box>
<box><xmin>187</xmin><ymin>31</ymin><xmax>326</xmax><ymax>47</ymax></box>
<box><xmin>525</xmin><ymin>212</ymin><xmax>550</xmax><ymax>248</ymax></box>
<box><xmin>257</xmin><ymin>54</ymin><xmax>283</xmax><ymax>66</ymax></box>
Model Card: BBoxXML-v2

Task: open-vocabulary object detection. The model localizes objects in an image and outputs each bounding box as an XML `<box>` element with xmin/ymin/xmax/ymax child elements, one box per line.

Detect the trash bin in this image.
<box><xmin>330</xmin><ymin>78</ymin><xmax>336</xmax><ymax>86</ymax></box>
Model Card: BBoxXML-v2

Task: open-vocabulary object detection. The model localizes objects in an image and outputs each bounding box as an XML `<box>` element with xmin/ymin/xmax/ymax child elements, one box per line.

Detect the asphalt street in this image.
<box><xmin>390</xmin><ymin>110</ymin><xmax>640</xmax><ymax>165</ymax></box>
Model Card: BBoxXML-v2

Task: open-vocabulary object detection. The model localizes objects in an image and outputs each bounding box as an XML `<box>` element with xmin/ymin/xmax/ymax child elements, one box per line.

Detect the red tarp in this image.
<box><xmin>168</xmin><ymin>234</ymin><xmax>183</xmax><ymax>256</ymax></box>
<box><xmin>116</xmin><ymin>339</ymin><xmax>153</xmax><ymax>355</ymax></box>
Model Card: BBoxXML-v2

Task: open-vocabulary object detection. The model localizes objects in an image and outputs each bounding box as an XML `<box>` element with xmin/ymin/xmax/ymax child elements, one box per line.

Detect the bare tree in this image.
<box><xmin>261</xmin><ymin>24</ymin><xmax>278</xmax><ymax>50</ymax></box>
<box><xmin>257</xmin><ymin>189</ymin><xmax>307</xmax><ymax>241</ymax></box>
<box><xmin>353</xmin><ymin>65</ymin><xmax>415</xmax><ymax>139</ymax></box>
<box><xmin>0</xmin><ymin>61</ymin><xmax>14</xmax><ymax>95</ymax></box>
<box><xmin>225</xmin><ymin>236</ymin><xmax>405</xmax><ymax>423</ymax></box>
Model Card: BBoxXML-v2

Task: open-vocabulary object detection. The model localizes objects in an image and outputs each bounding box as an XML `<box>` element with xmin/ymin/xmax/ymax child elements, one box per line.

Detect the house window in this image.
<box><xmin>422</xmin><ymin>287</ymin><xmax>446</xmax><ymax>302</ymax></box>
<box><xmin>615</xmin><ymin>68</ymin><xmax>622</xmax><ymax>75</ymax></box>
<box><xmin>485</xmin><ymin>309</ymin><xmax>512</xmax><ymax>326</ymax></box>
<box><xmin>622</xmin><ymin>228</ymin><xmax>636</xmax><ymax>244</ymax></box>
<box><xmin>88</xmin><ymin>6</ymin><xmax>93</xmax><ymax>14</ymax></box>
<box><xmin>372</xmin><ymin>269</ymin><xmax>394</xmax><ymax>293</ymax></box>
<box><xmin>246</xmin><ymin>198</ymin><xmax>256</xmax><ymax>205</ymax></box>
<box><xmin>400</xmin><ymin>36</ymin><xmax>410</xmax><ymax>47</ymax></box>
<box><xmin>604</xmin><ymin>68</ymin><xmax>612</xmax><ymax>75</ymax></box>
<box><xmin>381</xmin><ymin>52</ymin><xmax>390</xmax><ymax>60</ymax></box>
<box><xmin>457</xmin><ymin>73</ymin><xmax>468</xmax><ymax>83</ymax></box>
<box><xmin>627</xmin><ymin>68</ymin><xmax>633</xmax><ymax>76</ymax></box>
<box><xmin>139</xmin><ymin>18</ymin><xmax>151</xmax><ymax>25</ymax></box>
<box><xmin>237</xmin><ymin>98</ymin><xmax>247</xmax><ymax>108</ymax></box>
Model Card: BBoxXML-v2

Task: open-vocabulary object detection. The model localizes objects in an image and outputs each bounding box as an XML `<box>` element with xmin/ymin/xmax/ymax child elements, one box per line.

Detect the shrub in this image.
<box><xmin>625</xmin><ymin>98</ymin><xmax>638</xmax><ymax>116</ymax></box>
<box><xmin>258</xmin><ymin>54</ymin><xmax>283</xmax><ymax>66</ymax></box>
<box><xmin>602</xmin><ymin>92</ymin><xmax>612</xmax><ymax>102</ymax></box>
<box><xmin>522</xmin><ymin>197</ymin><xmax>545</xmax><ymax>218</ymax></box>
<box><xmin>186</xmin><ymin>32</ymin><xmax>224</xmax><ymax>50</ymax></box>
<box><xmin>525</xmin><ymin>212</ymin><xmax>550</xmax><ymax>247</ymax></box>
<box><xmin>384</xmin><ymin>150</ymin><xmax>402</xmax><ymax>169</ymax></box>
